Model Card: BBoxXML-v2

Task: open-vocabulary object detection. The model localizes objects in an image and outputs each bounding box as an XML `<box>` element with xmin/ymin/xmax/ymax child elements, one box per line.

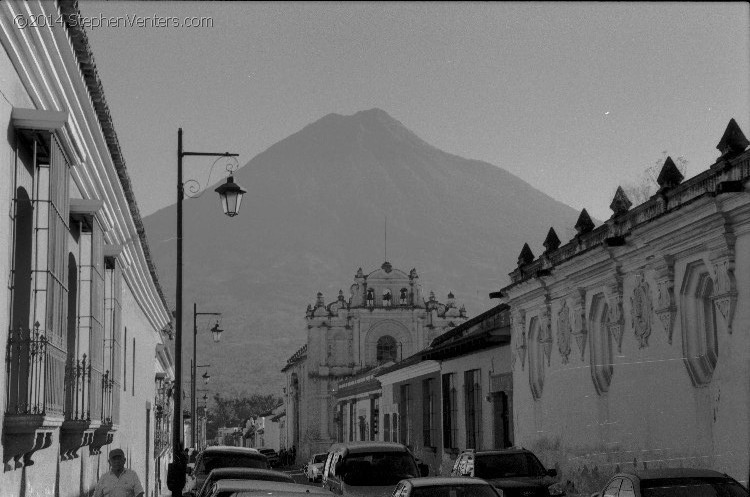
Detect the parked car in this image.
<box><xmin>322</xmin><ymin>441</ymin><xmax>428</xmax><ymax>497</ymax></box>
<box><xmin>203</xmin><ymin>479</ymin><xmax>334</xmax><ymax>497</ymax></box>
<box><xmin>184</xmin><ymin>446</ymin><xmax>267</xmax><ymax>497</ymax></box>
<box><xmin>256</xmin><ymin>447</ymin><xmax>280</xmax><ymax>467</ymax></box>
<box><xmin>450</xmin><ymin>448</ymin><xmax>561</xmax><ymax>497</ymax></box>
<box><xmin>195</xmin><ymin>468</ymin><xmax>294</xmax><ymax>497</ymax></box>
<box><xmin>305</xmin><ymin>452</ymin><xmax>329</xmax><ymax>482</ymax></box>
<box><xmin>393</xmin><ymin>477</ymin><xmax>503</xmax><ymax>497</ymax></box>
<box><xmin>590</xmin><ymin>468</ymin><xmax>748</xmax><ymax>497</ymax></box>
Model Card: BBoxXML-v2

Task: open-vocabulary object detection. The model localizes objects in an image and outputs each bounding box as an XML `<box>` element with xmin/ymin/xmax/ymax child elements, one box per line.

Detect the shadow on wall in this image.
<box><xmin>528</xmin><ymin>437</ymin><xmax>726</xmax><ymax>497</ymax></box>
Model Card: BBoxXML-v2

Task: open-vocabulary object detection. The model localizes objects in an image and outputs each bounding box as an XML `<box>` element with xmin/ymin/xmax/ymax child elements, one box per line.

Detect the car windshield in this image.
<box><xmin>474</xmin><ymin>453</ymin><xmax>547</xmax><ymax>479</ymax></box>
<box><xmin>412</xmin><ymin>485</ymin><xmax>499</xmax><ymax>497</ymax></box>
<box><xmin>203</xmin><ymin>454</ymin><xmax>267</xmax><ymax>472</ymax></box>
<box><xmin>340</xmin><ymin>451</ymin><xmax>418</xmax><ymax>486</ymax></box>
<box><xmin>313</xmin><ymin>454</ymin><xmax>327</xmax><ymax>463</ymax></box>
<box><xmin>641</xmin><ymin>477</ymin><xmax>749</xmax><ymax>497</ymax></box>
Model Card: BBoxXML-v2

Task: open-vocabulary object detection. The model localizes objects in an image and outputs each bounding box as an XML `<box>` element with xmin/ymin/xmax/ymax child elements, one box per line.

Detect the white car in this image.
<box><xmin>305</xmin><ymin>453</ymin><xmax>328</xmax><ymax>482</ymax></box>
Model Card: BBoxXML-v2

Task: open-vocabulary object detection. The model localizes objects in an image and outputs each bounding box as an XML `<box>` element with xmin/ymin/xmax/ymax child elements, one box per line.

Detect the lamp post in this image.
<box><xmin>193</xmin><ymin>302</ymin><xmax>221</xmax><ymax>450</ymax></box>
<box><xmin>168</xmin><ymin>129</ymin><xmax>244</xmax><ymax>495</ymax></box>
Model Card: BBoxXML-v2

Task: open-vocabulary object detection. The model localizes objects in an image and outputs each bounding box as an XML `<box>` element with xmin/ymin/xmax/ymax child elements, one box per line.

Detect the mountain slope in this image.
<box><xmin>143</xmin><ymin>108</ymin><xmax>580</xmax><ymax>396</ymax></box>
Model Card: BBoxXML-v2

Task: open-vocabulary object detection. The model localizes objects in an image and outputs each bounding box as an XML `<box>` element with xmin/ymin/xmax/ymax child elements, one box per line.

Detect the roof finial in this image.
<box><xmin>543</xmin><ymin>228</ymin><xmax>561</xmax><ymax>253</ymax></box>
<box><xmin>518</xmin><ymin>243</ymin><xmax>535</xmax><ymax>266</ymax></box>
<box><xmin>656</xmin><ymin>157</ymin><xmax>684</xmax><ymax>191</ymax></box>
<box><xmin>574</xmin><ymin>209</ymin><xmax>595</xmax><ymax>235</ymax></box>
<box><xmin>716</xmin><ymin>118</ymin><xmax>749</xmax><ymax>158</ymax></box>
<box><xmin>610</xmin><ymin>186</ymin><xmax>632</xmax><ymax>216</ymax></box>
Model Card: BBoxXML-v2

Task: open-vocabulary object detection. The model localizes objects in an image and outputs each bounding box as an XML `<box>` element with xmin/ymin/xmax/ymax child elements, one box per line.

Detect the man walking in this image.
<box><xmin>93</xmin><ymin>448</ymin><xmax>145</xmax><ymax>497</ymax></box>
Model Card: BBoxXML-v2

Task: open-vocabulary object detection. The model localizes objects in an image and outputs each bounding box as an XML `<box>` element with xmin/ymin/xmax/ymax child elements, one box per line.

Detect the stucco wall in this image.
<box><xmin>439</xmin><ymin>346</ymin><xmax>512</xmax><ymax>475</ymax></box>
<box><xmin>509</xmin><ymin>198</ymin><xmax>750</xmax><ymax>495</ymax></box>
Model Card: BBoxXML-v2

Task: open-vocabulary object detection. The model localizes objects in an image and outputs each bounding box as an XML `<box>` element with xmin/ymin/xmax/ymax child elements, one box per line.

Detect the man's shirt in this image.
<box><xmin>92</xmin><ymin>468</ymin><xmax>144</xmax><ymax>497</ymax></box>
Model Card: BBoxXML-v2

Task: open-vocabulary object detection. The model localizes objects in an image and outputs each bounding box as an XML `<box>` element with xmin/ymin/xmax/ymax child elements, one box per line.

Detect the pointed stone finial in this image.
<box><xmin>316</xmin><ymin>292</ymin><xmax>324</xmax><ymax>307</ymax></box>
<box><xmin>717</xmin><ymin>118</ymin><xmax>749</xmax><ymax>158</ymax></box>
<box><xmin>429</xmin><ymin>291</ymin><xmax>436</xmax><ymax>302</ymax></box>
<box><xmin>518</xmin><ymin>243</ymin><xmax>535</xmax><ymax>266</ymax></box>
<box><xmin>381</xmin><ymin>261</ymin><xmax>392</xmax><ymax>273</ymax></box>
<box><xmin>356</xmin><ymin>267</ymin><xmax>364</xmax><ymax>278</ymax></box>
<box><xmin>338</xmin><ymin>289</ymin><xmax>345</xmax><ymax>301</ymax></box>
<box><xmin>543</xmin><ymin>228</ymin><xmax>561</xmax><ymax>252</ymax></box>
<box><xmin>610</xmin><ymin>186</ymin><xmax>632</xmax><ymax>216</ymax></box>
<box><xmin>447</xmin><ymin>291</ymin><xmax>455</xmax><ymax>299</ymax></box>
<box><xmin>574</xmin><ymin>209</ymin><xmax>595</xmax><ymax>235</ymax></box>
<box><xmin>656</xmin><ymin>157</ymin><xmax>684</xmax><ymax>190</ymax></box>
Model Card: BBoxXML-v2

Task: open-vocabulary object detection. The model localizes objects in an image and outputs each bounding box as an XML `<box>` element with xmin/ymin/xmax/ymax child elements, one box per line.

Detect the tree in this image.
<box><xmin>620</xmin><ymin>152</ymin><xmax>688</xmax><ymax>207</ymax></box>
<box><xmin>205</xmin><ymin>393</ymin><xmax>282</xmax><ymax>440</ymax></box>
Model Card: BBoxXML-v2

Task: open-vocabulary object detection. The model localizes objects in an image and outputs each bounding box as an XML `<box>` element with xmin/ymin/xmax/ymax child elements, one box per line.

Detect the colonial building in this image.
<box><xmin>1</xmin><ymin>1</ymin><xmax>174</xmax><ymax>496</ymax></box>
<box><xmin>330</xmin><ymin>304</ymin><xmax>512</xmax><ymax>476</ymax></box>
<box><xmin>497</xmin><ymin>120</ymin><xmax>750</xmax><ymax>491</ymax></box>
<box><xmin>282</xmin><ymin>262</ymin><xmax>467</xmax><ymax>462</ymax></box>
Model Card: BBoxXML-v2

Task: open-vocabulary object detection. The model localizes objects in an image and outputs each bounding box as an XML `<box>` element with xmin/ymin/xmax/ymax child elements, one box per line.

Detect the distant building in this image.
<box><xmin>0</xmin><ymin>1</ymin><xmax>173</xmax><ymax>497</ymax></box>
<box><xmin>332</xmin><ymin>304</ymin><xmax>512</xmax><ymax>476</ymax></box>
<box><xmin>497</xmin><ymin>120</ymin><xmax>750</xmax><ymax>491</ymax></box>
<box><xmin>282</xmin><ymin>262</ymin><xmax>467</xmax><ymax>462</ymax></box>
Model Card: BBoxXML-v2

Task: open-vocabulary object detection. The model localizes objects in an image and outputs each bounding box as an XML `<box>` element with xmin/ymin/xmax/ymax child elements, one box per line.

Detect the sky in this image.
<box><xmin>78</xmin><ymin>2</ymin><xmax>750</xmax><ymax>222</ymax></box>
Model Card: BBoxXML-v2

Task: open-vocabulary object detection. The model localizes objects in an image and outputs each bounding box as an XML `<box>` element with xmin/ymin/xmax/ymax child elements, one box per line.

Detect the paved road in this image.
<box><xmin>282</xmin><ymin>468</ymin><xmax>320</xmax><ymax>487</ymax></box>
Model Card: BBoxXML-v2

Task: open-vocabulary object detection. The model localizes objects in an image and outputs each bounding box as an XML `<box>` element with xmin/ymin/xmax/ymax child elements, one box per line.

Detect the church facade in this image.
<box><xmin>498</xmin><ymin>119</ymin><xmax>750</xmax><ymax>491</ymax></box>
<box><xmin>282</xmin><ymin>262</ymin><xmax>467</xmax><ymax>460</ymax></box>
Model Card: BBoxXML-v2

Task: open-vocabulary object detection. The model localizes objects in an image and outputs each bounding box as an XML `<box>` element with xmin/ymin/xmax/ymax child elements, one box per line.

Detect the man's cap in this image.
<box><xmin>109</xmin><ymin>448</ymin><xmax>125</xmax><ymax>459</ymax></box>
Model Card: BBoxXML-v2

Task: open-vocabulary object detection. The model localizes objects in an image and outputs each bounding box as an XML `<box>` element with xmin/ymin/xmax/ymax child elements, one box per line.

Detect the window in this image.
<box><xmin>366</xmin><ymin>288</ymin><xmax>375</xmax><ymax>307</ymax></box>
<box><xmin>370</xmin><ymin>397</ymin><xmax>379</xmax><ymax>441</ymax></box>
<box><xmin>376</xmin><ymin>335</ymin><xmax>398</xmax><ymax>363</ymax></box>
<box><xmin>442</xmin><ymin>373</ymin><xmax>457</xmax><ymax>449</ymax></box>
<box><xmin>392</xmin><ymin>413</ymin><xmax>398</xmax><ymax>444</ymax></box>
<box><xmin>619</xmin><ymin>479</ymin><xmax>635</xmax><ymax>497</ymax></box>
<box><xmin>382</xmin><ymin>289</ymin><xmax>392</xmax><ymax>307</ymax></box>
<box><xmin>104</xmin><ymin>256</ymin><xmax>123</xmax><ymax>424</ymax></box>
<box><xmin>464</xmin><ymin>369</ymin><xmax>482</xmax><ymax>449</ymax></box>
<box><xmin>399</xmin><ymin>384</ymin><xmax>411</xmax><ymax>445</ymax></box>
<box><xmin>604</xmin><ymin>479</ymin><xmax>622</xmax><ymax>497</ymax></box>
<box><xmin>528</xmin><ymin>316</ymin><xmax>545</xmax><ymax>399</ymax></box>
<box><xmin>399</xmin><ymin>288</ymin><xmax>408</xmax><ymax>305</ymax></box>
<box><xmin>589</xmin><ymin>294</ymin><xmax>613</xmax><ymax>395</ymax></box>
<box><xmin>7</xmin><ymin>126</ymin><xmax>70</xmax><ymax>418</ymax></box>
<box><xmin>349</xmin><ymin>402</ymin><xmax>355</xmax><ymax>441</ymax></box>
<box><xmin>680</xmin><ymin>261</ymin><xmax>720</xmax><ymax>386</ymax></box>
<box><xmin>422</xmin><ymin>378</ymin><xmax>436</xmax><ymax>447</ymax></box>
<box><xmin>383</xmin><ymin>413</ymin><xmax>391</xmax><ymax>442</ymax></box>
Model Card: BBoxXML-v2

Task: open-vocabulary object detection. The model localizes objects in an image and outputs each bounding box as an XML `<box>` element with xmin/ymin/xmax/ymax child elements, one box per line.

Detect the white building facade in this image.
<box><xmin>499</xmin><ymin>120</ymin><xmax>750</xmax><ymax>493</ymax></box>
<box><xmin>1</xmin><ymin>1</ymin><xmax>173</xmax><ymax>496</ymax></box>
<box><xmin>282</xmin><ymin>262</ymin><xmax>467</xmax><ymax>462</ymax></box>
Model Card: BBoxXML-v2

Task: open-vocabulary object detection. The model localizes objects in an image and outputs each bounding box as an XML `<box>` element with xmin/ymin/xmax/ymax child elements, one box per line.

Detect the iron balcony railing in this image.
<box><xmin>5</xmin><ymin>324</ymin><xmax>66</xmax><ymax>417</ymax></box>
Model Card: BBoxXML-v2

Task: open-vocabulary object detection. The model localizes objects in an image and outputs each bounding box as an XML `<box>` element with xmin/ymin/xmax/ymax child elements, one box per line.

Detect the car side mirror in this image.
<box><xmin>547</xmin><ymin>469</ymin><xmax>557</xmax><ymax>477</ymax></box>
<box><xmin>419</xmin><ymin>463</ymin><xmax>429</xmax><ymax>477</ymax></box>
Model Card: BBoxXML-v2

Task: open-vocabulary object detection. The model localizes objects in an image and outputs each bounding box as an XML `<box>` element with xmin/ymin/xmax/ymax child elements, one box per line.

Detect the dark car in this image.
<box><xmin>394</xmin><ymin>477</ymin><xmax>503</xmax><ymax>497</ymax></box>
<box><xmin>195</xmin><ymin>468</ymin><xmax>294</xmax><ymax>497</ymax></box>
<box><xmin>591</xmin><ymin>468</ymin><xmax>748</xmax><ymax>497</ymax></box>
<box><xmin>204</xmin><ymin>479</ymin><xmax>334</xmax><ymax>497</ymax></box>
<box><xmin>450</xmin><ymin>448</ymin><xmax>562</xmax><ymax>497</ymax></box>
<box><xmin>256</xmin><ymin>447</ymin><xmax>280</xmax><ymax>467</ymax></box>
<box><xmin>184</xmin><ymin>446</ymin><xmax>268</xmax><ymax>497</ymax></box>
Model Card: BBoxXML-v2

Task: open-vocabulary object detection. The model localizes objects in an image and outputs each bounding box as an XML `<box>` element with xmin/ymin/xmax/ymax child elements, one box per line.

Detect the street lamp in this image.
<box><xmin>210</xmin><ymin>321</ymin><xmax>223</xmax><ymax>343</ymax></box>
<box><xmin>167</xmin><ymin>129</ymin><xmax>243</xmax><ymax>495</ymax></box>
<box><xmin>193</xmin><ymin>303</ymin><xmax>221</xmax><ymax>453</ymax></box>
